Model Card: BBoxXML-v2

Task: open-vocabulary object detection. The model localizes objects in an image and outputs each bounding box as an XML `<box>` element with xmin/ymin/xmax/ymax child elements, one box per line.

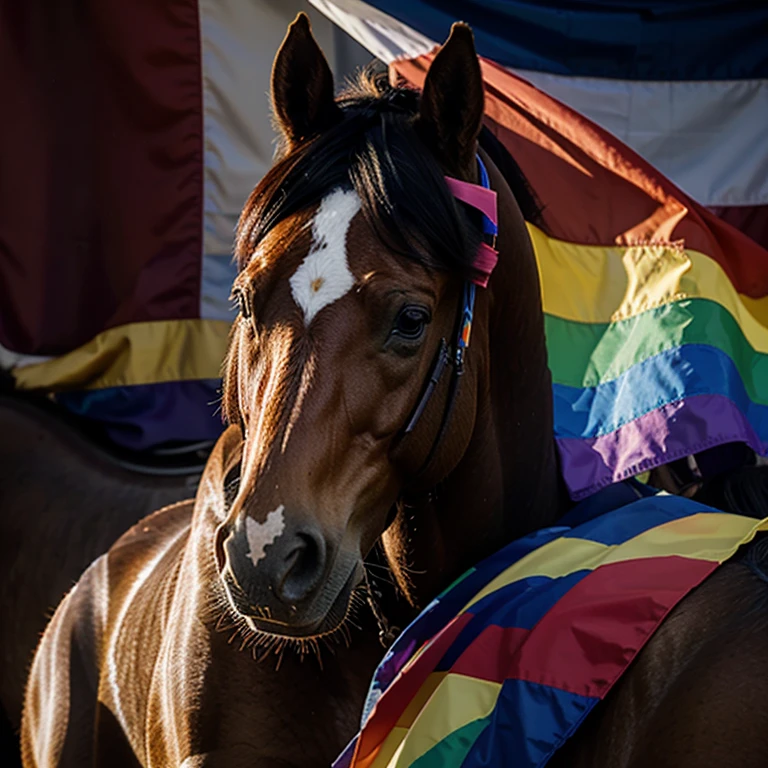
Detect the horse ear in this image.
<box><xmin>415</xmin><ymin>23</ymin><xmax>484</xmax><ymax>176</ymax></box>
<box><xmin>271</xmin><ymin>13</ymin><xmax>342</xmax><ymax>148</ymax></box>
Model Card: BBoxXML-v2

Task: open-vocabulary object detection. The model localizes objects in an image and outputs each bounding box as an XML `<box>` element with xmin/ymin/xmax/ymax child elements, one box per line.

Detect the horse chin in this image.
<box><xmin>229</xmin><ymin>560</ymin><xmax>364</xmax><ymax>640</ymax></box>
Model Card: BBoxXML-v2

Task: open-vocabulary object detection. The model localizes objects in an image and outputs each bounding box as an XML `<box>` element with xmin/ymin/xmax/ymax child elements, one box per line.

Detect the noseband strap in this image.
<box><xmin>401</xmin><ymin>156</ymin><xmax>498</xmax><ymax>479</ymax></box>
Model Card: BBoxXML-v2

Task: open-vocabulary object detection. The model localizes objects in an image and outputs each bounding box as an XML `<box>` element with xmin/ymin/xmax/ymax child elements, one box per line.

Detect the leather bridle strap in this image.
<box><xmin>403</xmin><ymin>339</ymin><xmax>452</xmax><ymax>435</ymax></box>
<box><xmin>400</xmin><ymin>156</ymin><xmax>499</xmax><ymax>480</ymax></box>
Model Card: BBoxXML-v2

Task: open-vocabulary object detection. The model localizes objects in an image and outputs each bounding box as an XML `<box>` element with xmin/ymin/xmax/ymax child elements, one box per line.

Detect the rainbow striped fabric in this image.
<box><xmin>393</xmin><ymin>56</ymin><xmax>768</xmax><ymax>501</ymax></box>
<box><xmin>334</xmin><ymin>484</ymin><xmax>768</xmax><ymax>768</ymax></box>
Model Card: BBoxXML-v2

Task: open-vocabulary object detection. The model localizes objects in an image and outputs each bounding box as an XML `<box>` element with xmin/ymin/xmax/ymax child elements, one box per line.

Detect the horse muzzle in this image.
<box><xmin>217</xmin><ymin>513</ymin><xmax>363</xmax><ymax>637</ymax></box>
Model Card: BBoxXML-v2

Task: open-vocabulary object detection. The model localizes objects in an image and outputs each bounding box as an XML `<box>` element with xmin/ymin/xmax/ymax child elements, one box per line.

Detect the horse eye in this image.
<box><xmin>392</xmin><ymin>306</ymin><xmax>430</xmax><ymax>341</ymax></box>
<box><xmin>233</xmin><ymin>289</ymin><xmax>251</xmax><ymax>319</ymax></box>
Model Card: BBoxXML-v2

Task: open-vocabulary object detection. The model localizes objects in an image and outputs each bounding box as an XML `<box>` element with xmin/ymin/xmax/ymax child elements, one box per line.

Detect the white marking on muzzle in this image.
<box><xmin>290</xmin><ymin>188</ymin><xmax>361</xmax><ymax>324</ymax></box>
<box><xmin>245</xmin><ymin>504</ymin><xmax>286</xmax><ymax>566</ymax></box>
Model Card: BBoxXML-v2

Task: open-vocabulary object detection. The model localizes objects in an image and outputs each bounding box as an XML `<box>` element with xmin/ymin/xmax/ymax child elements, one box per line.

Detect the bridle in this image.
<box><xmin>399</xmin><ymin>155</ymin><xmax>499</xmax><ymax>480</ymax></box>
<box><xmin>368</xmin><ymin>155</ymin><xmax>499</xmax><ymax>646</ymax></box>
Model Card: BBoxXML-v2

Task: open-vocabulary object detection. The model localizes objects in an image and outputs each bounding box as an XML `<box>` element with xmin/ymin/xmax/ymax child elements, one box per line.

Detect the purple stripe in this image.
<box><xmin>557</xmin><ymin>394</ymin><xmax>768</xmax><ymax>501</ymax></box>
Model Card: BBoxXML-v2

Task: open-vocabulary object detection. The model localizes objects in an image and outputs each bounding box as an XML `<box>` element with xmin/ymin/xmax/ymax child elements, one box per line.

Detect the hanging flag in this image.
<box><xmin>308</xmin><ymin>0</ymin><xmax>768</xmax><ymax>498</ymax></box>
<box><xmin>388</xmin><ymin>51</ymin><xmax>768</xmax><ymax>499</ymax></box>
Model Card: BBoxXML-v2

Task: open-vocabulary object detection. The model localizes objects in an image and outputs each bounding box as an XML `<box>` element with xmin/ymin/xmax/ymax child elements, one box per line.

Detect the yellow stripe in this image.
<box><xmin>397</xmin><ymin>672</ymin><xmax>449</xmax><ymax>728</ymax></box>
<box><xmin>531</xmin><ymin>225</ymin><xmax>768</xmax><ymax>350</ymax></box>
<box><xmin>602</xmin><ymin>513</ymin><xmax>768</xmax><ymax>565</ymax></box>
<box><xmin>370</xmin><ymin>726</ymin><xmax>409</xmax><ymax>768</ymax></box>
<box><xmin>463</xmin><ymin>537</ymin><xmax>607</xmax><ymax>612</ymax></box>
<box><xmin>463</xmin><ymin>513</ymin><xmax>768</xmax><ymax>613</ymax></box>
<box><xmin>12</xmin><ymin>319</ymin><xmax>231</xmax><ymax>390</ymax></box>
<box><xmin>375</xmin><ymin>674</ymin><xmax>501</xmax><ymax>768</ymax></box>
<box><xmin>366</xmin><ymin>674</ymin><xmax>449</xmax><ymax>768</ymax></box>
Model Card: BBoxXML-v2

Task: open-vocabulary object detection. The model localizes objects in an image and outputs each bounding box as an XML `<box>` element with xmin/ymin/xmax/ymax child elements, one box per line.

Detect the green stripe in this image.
<box><xmin>437</xmin><ymin>568</ymin><xmax>476</xmax><ymax>599</ymax></box>
<box><xmin>410</xmin><ymin>716</ymin><xmax>489</xmax><ymax>768</ymax></box>
<box><xmin>545</xmin><ymin>298</ymin><xmax>768</xmax><ymax>403</ymax></box>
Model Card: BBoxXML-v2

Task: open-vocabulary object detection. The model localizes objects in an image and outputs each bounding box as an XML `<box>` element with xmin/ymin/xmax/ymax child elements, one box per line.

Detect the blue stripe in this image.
<box><xmin>368</xmin><ymin>1</ymin><xmax>768</xmax><ymax>80</ymax></box>
<box><xmin>461</xmin><ymin>679</ymin><xmax>596</xmax><ymax>768</ymax></box>
<box><xmin>552</xmin><ymin>344</ymin><xmax>768</xmax><ymax>440</ymax></box>
<box><xmin>557</xmin><ymin>477</ymin><xmax>656</xmax><ymax>527</ymax></box>
<box><xmin>56</xmin><ymin>380</ymin><xmax>224</xmax><ymax>450</ymax></box>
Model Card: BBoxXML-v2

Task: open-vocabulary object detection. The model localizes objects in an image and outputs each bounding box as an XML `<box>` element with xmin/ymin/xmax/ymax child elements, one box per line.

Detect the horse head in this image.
<box><xmin>214</xmin><ymin>14</ymin><xmax>564</xmax><ymax>640</ymax></box>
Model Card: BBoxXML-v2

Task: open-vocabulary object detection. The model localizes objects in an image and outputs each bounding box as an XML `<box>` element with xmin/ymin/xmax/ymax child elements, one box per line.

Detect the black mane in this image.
<box><xmin>236</xmin><ymin>69</ymin><xmax>541</xmax><ymax>276</ymax></box>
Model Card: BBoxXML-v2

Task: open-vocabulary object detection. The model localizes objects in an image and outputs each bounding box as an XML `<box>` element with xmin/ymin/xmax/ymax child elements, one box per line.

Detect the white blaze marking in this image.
<box><xmin>290</xmin><ymin>188</ymin><xmax>361</xmax><ymax>324</ymax></box>
<box><xmin>245</xmin><ymin>505</ymin><xmax>286</xmax><ymax>566</ymax></box>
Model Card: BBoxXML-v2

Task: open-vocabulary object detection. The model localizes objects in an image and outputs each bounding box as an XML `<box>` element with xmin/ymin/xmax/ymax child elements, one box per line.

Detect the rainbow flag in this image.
<box><xmin>335</xmin><ymin>484</ymin><xmax>768</xmax><ymax>768</ymax></box>
<box><xmin>392</xmin><ymin>56</ymin><xmax>768</xmax><ymax>500</ymax></box>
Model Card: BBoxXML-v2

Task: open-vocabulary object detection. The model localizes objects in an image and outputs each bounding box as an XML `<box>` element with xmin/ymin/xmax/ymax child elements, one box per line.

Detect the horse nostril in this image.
<box><xmin>277</xmin><ymin>531</ymin><xmax>326</xmax><ymax>606</ymax></box>
<box><xmin>214</xmin><ymin>525</ymin><xmax>228</xmax><ymax>572</ymax></box>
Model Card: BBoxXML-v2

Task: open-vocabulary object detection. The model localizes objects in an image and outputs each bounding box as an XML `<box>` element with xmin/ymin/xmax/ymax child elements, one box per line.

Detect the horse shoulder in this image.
<box><xmin>21</xmin><ymin>499</ymin><xmax>194</xmax><ymax>767</ymax></box>
<box><xmin>552</xmin><ymin>551</ymin><xmax>768</xmax><ymax>768</ymax></box>
<box><xmin>95</xmin><ymin>500</ymin><xmax>195</xmax><ymax>763</ymax></box>
<box><xmin>21</xmin><ymin>552</ymin><xmax>110</xmax><ymax>767</ymax></box>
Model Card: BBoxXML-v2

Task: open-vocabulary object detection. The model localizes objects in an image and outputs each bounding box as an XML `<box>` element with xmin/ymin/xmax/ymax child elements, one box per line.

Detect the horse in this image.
<box><xmin>0</xmin><ymin>391</ymin><xmax>201</xmax><ymax>740</ymax></box>
<box><xmin>21</xmin><ymin>13</ymin><xmax>768</xmax><ymax>767</ymax></box>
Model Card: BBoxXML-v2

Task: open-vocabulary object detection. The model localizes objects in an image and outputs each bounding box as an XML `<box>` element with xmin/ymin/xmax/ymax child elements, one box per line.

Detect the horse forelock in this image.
<box><xmin>234</xmin><ymin>69</ymin><xmax>484</xmax><ymax>280</ymax></box>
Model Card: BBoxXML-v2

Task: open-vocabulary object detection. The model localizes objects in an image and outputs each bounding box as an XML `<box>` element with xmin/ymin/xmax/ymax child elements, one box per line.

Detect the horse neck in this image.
<box><xmin>384</xmin><ymin>157</ymin><xmax>569</xmax><ymax>609</ymax></box>
<box><xmin>482</xmin><ymin>160</ymin><xmax>568</xmax><ymax>539</ymax></box>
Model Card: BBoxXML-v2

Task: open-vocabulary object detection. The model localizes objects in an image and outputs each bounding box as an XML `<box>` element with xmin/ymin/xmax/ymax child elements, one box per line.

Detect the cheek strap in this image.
<box><xmin>398</xmin><ymin>156</ymin><xmax>500</xmax><ymax>479</ymax></box>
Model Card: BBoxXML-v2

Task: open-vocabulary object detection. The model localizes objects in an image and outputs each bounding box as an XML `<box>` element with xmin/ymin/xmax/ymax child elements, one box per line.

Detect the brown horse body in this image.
<box><xmin>19</xmin><ymin>15</ymin><xmax>768</xmax><ymax>767</ymax></box>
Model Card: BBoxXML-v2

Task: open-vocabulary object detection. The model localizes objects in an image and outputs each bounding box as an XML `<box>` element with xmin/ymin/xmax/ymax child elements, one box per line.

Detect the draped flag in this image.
<box><xmin>334</xmin><ymin>483</ymin><xmax>768</xmax><ymax>767</ymax></box>
<box><xmin>386</xmin><ymin>51</ymin><xmax>768</xmax><ymax>500</ymax></box>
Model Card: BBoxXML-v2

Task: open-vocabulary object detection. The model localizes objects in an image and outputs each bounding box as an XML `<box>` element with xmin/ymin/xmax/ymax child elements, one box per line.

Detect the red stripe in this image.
<box><xmin>391</xmin><ymin>56</ymin><xmax>768</xmax><ymax>299</ymax></box>
<box><xmin>0</xmin><ymin>0</ymin><xmax>203</xmax><ymax>355</ymax></box>
<box><xmin>449</xmin><ymin>556</ymin><xmax>716</xmax><ymax>698</ymax></box>
<box><xmin>352</xmin><ymin>612</ymin><xmax>473</xmax><ymax>767</ymax></box>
